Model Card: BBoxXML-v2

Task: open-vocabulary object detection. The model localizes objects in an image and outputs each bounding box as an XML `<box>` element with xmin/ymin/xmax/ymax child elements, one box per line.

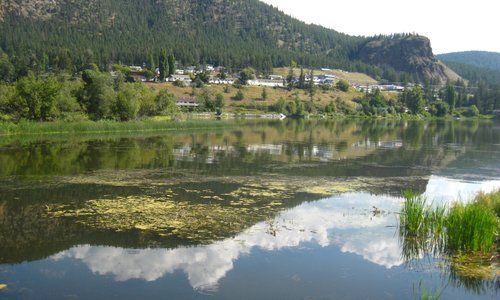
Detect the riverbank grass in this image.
<box><xmin>446</xmin><ymin>201</ymin><xmax>497</xmax><ymax>252</ymax></box>
<box><xmin>0</xmin><ymin>119</ymin><xmax>235</xmax><ymax>136</ymax></box>
<box><xmin>400</xmin><ymin>190</ymin><xmax>499</xmax><ymax>254</ymax></box>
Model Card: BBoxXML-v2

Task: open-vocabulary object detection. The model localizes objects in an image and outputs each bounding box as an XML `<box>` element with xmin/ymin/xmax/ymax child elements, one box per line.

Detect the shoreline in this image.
<box><xmin>0</xmin><ymin>113</ymin><xmax>494</xmax><ymax>137</ymax></box>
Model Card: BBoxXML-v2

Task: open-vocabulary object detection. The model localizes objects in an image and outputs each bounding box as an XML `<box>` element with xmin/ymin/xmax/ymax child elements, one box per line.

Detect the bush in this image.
<box><xmin>460</xmin><ymin>105</ymin><xmax>480</xmax><ymax>117</ymax></box>
<box><xmin>336</xmin><ymin>79</ymin><xmax>350</xmax><ymax>92</ymax></box>
<box><xmin>173</xmin><ymin>80</ymin><xmax>185</xmax><ymax>87</ymax></box>
<box><xmin>429</xmin><ymin>101</ymin><xmax>449</xmax><ymax>117</ymax></box>
<box><xmin>114</xmin><ymin>84</ymin><xmax>140</xmax><ymax>121</ymax></box>
<box><xmin>232</xmin><ymin>89</ymin><xmax>245</xmax><ymax>101</ymax></box>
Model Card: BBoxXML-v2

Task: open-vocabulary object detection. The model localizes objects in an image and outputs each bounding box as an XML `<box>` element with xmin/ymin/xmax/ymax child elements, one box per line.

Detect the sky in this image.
<box><xmin>260</xmin><ymin>0</ymin><xmax>499</xmax><ymax>54</ymax></box>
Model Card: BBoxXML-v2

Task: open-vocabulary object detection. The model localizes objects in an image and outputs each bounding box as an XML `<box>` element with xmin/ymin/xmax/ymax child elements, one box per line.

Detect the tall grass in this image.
<box><xmin>474</xmin><ymin>190</ymin><xmax>500</xmax><ymax>218</ymax></box>
<box><xmin>0</xmin><ymin>119</ymin><xmax>236</xmax><ymax>136</ymax></box>
<box><xmin>399</xmin><ymin>191</ymin><xmax>446</xmax><ymax>260</ymax></box>
<box><xmin>446</xmin><ymin>202</ymin><xmax>497</xmax><ymax>252</ymax></box>
<box><xmin>399</xmin><ymin>190</ymin><xmax>499</xmax><ymax>256</ymax></box>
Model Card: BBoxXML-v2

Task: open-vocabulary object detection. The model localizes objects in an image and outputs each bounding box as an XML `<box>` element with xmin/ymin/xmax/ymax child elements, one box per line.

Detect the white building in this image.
<box><xmin>247</xmin><ymin>79</ymin><xmax>285</xmax><ymax>87</ymax></box>
<box><xmin>168</xmin><ymin>74</ymin><xmax>192</xmax><ymax>83</ymax></box>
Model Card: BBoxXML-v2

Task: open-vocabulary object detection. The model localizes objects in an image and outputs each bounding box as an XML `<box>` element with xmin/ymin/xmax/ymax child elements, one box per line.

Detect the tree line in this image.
<box><xmin>0</xmin><ymin>65</ymin><xmax>182</xmax><ymax>122</ymax></box>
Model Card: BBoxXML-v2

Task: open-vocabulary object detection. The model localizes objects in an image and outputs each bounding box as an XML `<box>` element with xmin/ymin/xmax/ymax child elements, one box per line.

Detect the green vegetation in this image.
<box><xmin>0</xmin><ymin>119</ymin><xmax>235</xmax><ymax>136</ymax></box>
<box><xmin>446</xmin><ymin>202</ymin><xmax>497</xmax><ymax>252</ymax></box>
<box><xmin>438</xmin><ymin>51</ymin><xmax>500</xmax><ymax>73</ymax></box>
<box><xmin>336</xmin><ymin>79</ymin><xmax>350</xmax><ymax>92</ymax></box>
<box><xmin>400</xmin><ymin>190</ymin><xmax>499</xmax><ymax>292</ymax></box>
<box><xmin>400</xmin><ymin>190</ymin><xmax>499</xmax><ymax>256</ymax></box>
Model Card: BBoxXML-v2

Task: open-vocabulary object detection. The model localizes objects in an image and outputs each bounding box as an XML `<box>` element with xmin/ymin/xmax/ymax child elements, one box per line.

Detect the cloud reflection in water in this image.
<box><xmin>52</xmin><ymin>177</ymin><xmax>500</xmax><ymax>291</ymax></box>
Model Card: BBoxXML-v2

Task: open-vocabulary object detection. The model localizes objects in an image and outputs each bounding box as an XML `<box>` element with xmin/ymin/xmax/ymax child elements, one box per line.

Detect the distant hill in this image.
<box><xmin>0</xmin><ymin>0</ymin><xmax>450</xmax><ymax>83</ymax></box>
<box><xmin>437</xmin><ymin>51</ymin><xmax>500</xmax><ymax>72</ymax></box>
<box><xmin>440</xmin><ymin>60</ymin><xmax>500</xmax><ymax>85</ymax></box>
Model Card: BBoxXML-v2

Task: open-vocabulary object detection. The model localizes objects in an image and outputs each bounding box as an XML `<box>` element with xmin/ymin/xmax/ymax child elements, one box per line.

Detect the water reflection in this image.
<box><xmin>1</xmin><ymin>119</ymin><xmax>498</xmax><ymax>179</ymax></box>
<box><xmin>52</xmin><ymin>193</ymin><xmax>401</xmax><ymax>291</ymax></box>
<box><xmin>51</xmin><ymin>176</ymin><xmax>500</xmax><ymax>292</ymax></box>
<box><xmin>425</xmin><ymin>175</ymin><xmax>500</xmax><ymax>204</ymax></box>
<box><xmin>1</xmin><ymin>119</ymin><xmax>500</xmax><ymax>298</ymax></box>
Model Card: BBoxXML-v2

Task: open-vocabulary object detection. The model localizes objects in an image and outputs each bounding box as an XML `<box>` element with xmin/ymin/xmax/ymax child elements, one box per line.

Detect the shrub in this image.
<box><xmin>336</xmin><ymin>79</ymin><xmax>350</xmax><ymax>92</ymax></box>
<box><xmin>232</xmin><ymin>89</ymin><xmax>245</xmax><ymax>101</ymax></box>
<box><xmin>173</xmin><ymin>80</ymin><xmax>185</xmax><ymax>87</ymax></box>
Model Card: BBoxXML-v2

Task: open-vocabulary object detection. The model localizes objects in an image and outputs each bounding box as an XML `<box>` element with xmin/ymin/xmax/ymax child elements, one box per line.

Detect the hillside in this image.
<box><xmin>359</xmin><ymin>34</ymin><xmax>449</xmax><ymax>83</ymax></box>
<box><xmin>437</xmin><ymin>51</ymin><xmax>500</xmax><ymax>72</ymax></box>
<box><xmin>0</xmin><ymin>0</ymin><xmax>449</xmax><ymax>83</ymax></box>
<box><xmin>440</xmin><ymin>60</ymin><xmax>500</xmax><ymax>86</ymax></box>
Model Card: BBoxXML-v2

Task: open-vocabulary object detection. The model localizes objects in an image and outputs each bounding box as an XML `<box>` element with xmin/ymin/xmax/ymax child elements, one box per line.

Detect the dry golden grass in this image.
<box><xmin>145</xmin><ymin>82</ymin><xmax>363</xmax><ymax>112</ymax></box>
<box><xmin>272</xmin><ymin>67</ymin><xmax>378</xmax><ymax>85</ymax></box>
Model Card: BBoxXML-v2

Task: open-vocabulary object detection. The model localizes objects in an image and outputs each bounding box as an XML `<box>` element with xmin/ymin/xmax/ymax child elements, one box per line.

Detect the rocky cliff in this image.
<box><xmin>359</xmin><ymin>35</ymin><xmax>449</xmax><ymax>83</ymax></box>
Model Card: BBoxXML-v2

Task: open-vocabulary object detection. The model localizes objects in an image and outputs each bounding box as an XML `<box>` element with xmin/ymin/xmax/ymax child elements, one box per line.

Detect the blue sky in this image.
<box><xmin>261</xmin><ymin>0</ymin><xmax>500</xmax><ymax>54</ymax></box>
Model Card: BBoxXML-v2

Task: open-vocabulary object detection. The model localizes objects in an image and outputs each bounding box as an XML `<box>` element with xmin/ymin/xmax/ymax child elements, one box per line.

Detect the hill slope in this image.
<box><xmin>0</xmin><ymin>0</ymin><xmax>449</xmax><ymax>82</ymax></box>
<box><xmin>437</xmin><ymin>51</ymin><xmax>500</xmax><ymax>72</ymax></box>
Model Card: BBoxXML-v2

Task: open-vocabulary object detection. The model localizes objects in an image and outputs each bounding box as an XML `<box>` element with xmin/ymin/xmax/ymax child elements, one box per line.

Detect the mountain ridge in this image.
<box><xmin>437</xmin><ymin>51</ymin><xmax>500</xmax><ymax>73</ymax></box>
<box><xmin>0</xmin><ymin>0</ymin><xmax>450</xmax><ymax>83</ymax></box>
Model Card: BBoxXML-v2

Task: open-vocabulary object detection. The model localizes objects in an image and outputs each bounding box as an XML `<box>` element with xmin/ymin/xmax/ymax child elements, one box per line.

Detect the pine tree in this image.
<box><xmin>298</xmin><ymin>67</ymin><xmax>305</xmax><ymax>89</ymax></box>
<box><xmin>168</xmin><ymin>53</ymin><xmax>176</xmax><ymax>76</ymax></box>
<box><xmin>444</xmin><ymin>81</ymin><xmax>456</xmax><ymax>112</ymax></box>
<box><xmin>159</xmin><ymin>50</ymin><xmax>169</xmax><ymax>82</ymax></box>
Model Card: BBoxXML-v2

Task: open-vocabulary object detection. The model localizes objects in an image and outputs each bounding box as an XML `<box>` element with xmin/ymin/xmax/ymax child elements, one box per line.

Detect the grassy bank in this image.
<box><xmin>0</xmin><ymin>118</ymin><xmax>239</xmax><ymax>136</ymax></box>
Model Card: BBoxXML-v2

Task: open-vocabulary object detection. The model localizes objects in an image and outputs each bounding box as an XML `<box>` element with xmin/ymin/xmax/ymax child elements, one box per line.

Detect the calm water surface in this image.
<box><xmin>0</xmin><ymin>119</ymin><xmax>499</xmax><ymax>299</ymax></box>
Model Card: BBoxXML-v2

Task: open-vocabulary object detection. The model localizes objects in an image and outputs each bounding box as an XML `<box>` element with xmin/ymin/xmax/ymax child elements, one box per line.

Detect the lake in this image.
<box><xmin>0</xmin><ymin>119</ymin><xmax>499</xmax><ymax>299</ymax></box>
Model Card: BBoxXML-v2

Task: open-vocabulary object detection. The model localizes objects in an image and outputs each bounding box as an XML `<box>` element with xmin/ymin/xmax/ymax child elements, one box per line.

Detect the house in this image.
<box><xmin>185</xmin><ymin>66</ymin><xmax>197</xmax><ymax>73</ymax></box>
<box><xmin>175</xmin><ymin>69</ymin><xmax>185</xmax><ymax>75</ymax></box>
<box><xmin>168</xmin><ymin>74</ymin><xmax>192</xmax><ymax>83</ymax></box>
<box><xmin>379</xmin><ymin>84</ymin><xmax>405</xmax><ymax>92</ymax></box>
<box><xmin>209</xmin><ymin>77</ymin><xmax>236</xmax><ymax>85</ymax></box>
<box><xmin>129</xmin><ymin>65</ymin><xmax>143</xmax><ymax>71</ymax></box>
<box><xmin>247</xmin><ymin>79</ymin><xmax>285</xmax><ymax>87</ymax></box>
<box><xmin>269</xmin><ymin>75</ymin><xmax>284</xmax><ymax>81</ymax></box>
<box><xmin>176</xmin><ymin>97</ymin><xmax>199</xmax><ymax>108</ymax></box>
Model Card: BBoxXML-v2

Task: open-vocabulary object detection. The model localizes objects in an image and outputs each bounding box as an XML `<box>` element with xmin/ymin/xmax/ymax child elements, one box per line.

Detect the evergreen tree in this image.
<box><xmin>298</xmin><ymin>68</ymin><xmax>305</xmax><ymax>89</ymax></box>
<box><xmin>0</xmin><ymin>51</ymin><xmax>15</xmax><ymax>82</ymax></box>
<box><xmin>308</xmin><ymin>70</ymin><xmax>316</xmax><ymax>100</ymax></box>
<box><xmin>148</xmin><ymin>54</ymin><xmax>156</xmax><ymax>72</ymax></box>
<box><xmin>168</xmin><ymin>53</ymin><xmax>176</xmax><ymax>76</ymax></box>
<box><xmin>159</xmin><ymin>50</ymin><xmax>169</xmax><ymax>81</ymax></box>
<box><xmin>401</xmin><ymin>86</ymin><xmax>426</xmax><ymax>114</ymax></box>
<box><xmin>444</xmin><ymin>81</ymin><xmax>457</xmax><ymax>112</ymax></box>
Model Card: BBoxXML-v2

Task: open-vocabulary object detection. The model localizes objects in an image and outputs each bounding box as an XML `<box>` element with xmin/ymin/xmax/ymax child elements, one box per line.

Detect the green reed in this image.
<box><xmin>0</xmin><ymin>119</ymin><xmax>234</xmax><ymax>136</ymax></box>
<box><xmin>400</xmin><ymin>190</ymin><xmax>498</xmax><ymax>256</ymax></box>
<box><xmin>446</xmin><ymin>202</ymin><xmax>497</xmax><ymax>252</ymax></box>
